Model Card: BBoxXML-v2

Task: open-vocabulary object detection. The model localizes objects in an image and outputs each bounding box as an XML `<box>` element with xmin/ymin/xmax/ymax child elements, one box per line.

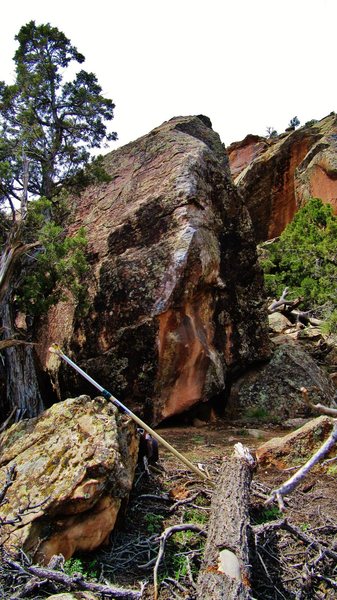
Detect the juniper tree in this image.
<box><xmin>0</xmin><ymin>22</ymin><xmax>117</xmax><ymax>420</ymax></box>
<box><xmin>0</xmin><ymin>20</ymin><xmax>116</xmax><ymax>205</ymax></box>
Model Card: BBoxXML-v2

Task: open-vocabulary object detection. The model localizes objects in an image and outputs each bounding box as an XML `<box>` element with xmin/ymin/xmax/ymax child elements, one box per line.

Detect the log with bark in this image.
<box><xmin>196</xmin><ymin>444</ymin><xmax>255</xmax><ymax>600</ymax></box>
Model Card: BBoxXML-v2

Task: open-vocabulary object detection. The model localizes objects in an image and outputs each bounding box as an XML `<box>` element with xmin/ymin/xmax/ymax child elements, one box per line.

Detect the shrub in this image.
<box><xmin>260</xmin><ymin>198</ymin><xmax>337</xmax><ymax>329</ymax></box>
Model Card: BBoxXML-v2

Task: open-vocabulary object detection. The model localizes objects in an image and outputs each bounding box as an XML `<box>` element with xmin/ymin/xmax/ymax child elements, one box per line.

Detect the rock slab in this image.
<box><xmin>0</xmin><ymin>396</ymin><xmax>138</xmax><ymax>563</ymax></box>
<box><xmin>228</xmin><ymin>114</ymin><xmax>337</xmax><ymax>241</ymax></box>
<box><xmin>256</xmin><ymin>415</ymin><xmax>334</xmax><ymax>468</ymax></box>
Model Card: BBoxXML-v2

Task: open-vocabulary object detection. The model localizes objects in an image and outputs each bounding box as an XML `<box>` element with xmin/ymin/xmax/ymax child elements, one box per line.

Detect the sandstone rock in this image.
<box><xmin>226</xmin><ymin>343</ymin><xmax>335</xmax><ymax>422</ymax></box>
<box><xmin>228</xmin><ymin>114</ymin><xmax>337</xmax><ymax>241</ymax></box>
<box><xmin>227</xmin><ymin>134</ymin><xmax>269</xmax><ymax>177</ymax></box>
<box><xmin>295</xmin><ymin>117</ymin><xmax>337</xmax><ymax>212</ymax></box>
<box><xmin>268</xmin><ymin>312</ymin><xmax>293</xmax><ymax>334</ymax></box>
<box><xmin>0</xmin><ymin>396</ymin><xmax>138</xmax><ymax>563</ymax></box>
<box><xmin>256</xmin><ymin>415</ymin><xmax>334</xmax><ymax>468</ymax></box>
<box><xmin>37</xmin><ymin>115</ymin><xmax>270</xmax><ymax>424</ymax></box>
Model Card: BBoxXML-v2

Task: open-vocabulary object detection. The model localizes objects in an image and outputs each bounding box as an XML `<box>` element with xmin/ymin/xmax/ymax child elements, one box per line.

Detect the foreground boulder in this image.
<box><xmin>228</xmin><ymin>113</ymin><xmax>337</xmax><ymax>241</ymax></box>
<box><xmin>0</xmin><ymin>396</ymin><xmax>138</xmax><ymax>563</ymax></box>
<box><xmin>226</xmin><ymin>343</ymin><xmax>335</xmax><ymax>422</ymax></box>
<box><xmin>37</xmin><ymin>115</ymin><xmax>270</xmax><ymax>424</ymax></box>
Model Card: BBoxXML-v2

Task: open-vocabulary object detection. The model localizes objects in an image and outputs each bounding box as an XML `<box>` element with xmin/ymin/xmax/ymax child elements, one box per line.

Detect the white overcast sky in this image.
<box><xmin>1</xmin><ymin>0</ymin><xmax>336</xmax><ymax>151</ymax></box>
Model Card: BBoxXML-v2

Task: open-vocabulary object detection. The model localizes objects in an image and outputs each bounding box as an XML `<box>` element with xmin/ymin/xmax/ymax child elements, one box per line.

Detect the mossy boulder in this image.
<box><xmin>227</xmin><ymin>343</ymin><xmax>335</xmax><ymax>422</ymax></box>
<box><xmin>0</xmin><ymin>396</ymin><xmax>138</xmax><ymax>564</ymax></box>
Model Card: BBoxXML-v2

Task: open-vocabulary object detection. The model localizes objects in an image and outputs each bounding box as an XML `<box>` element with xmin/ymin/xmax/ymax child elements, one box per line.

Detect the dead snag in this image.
<box><xmin>196</xmin><ymin>444</ymin><xmax>255</xmax><ymax>600</ymax></box>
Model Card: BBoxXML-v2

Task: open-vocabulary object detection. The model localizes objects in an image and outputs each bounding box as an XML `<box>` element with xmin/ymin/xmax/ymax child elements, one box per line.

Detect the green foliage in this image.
<box><xmin>260</xmin><ymin>198</ymin><xmax>337</xmax><ymax>329</ymax></box>
<box><xmin>64</xmin><ymin>557</ymin><xmax>85</xmax><ymax>576</ymax></box>
<box><xmin>305</xmin><ymin>119</ymin><xmax>318</xmax><ymax>127</ymax></box>
<box><xmin>144</xmin><ymin>513</ymin><xmax>164</xmax><ymax>535</ymax></box>
<box><xmin>0</xmin><ymin>20</ymin><xmax>116</xmax><ymax>202</ymax></box>
<box><xmin>183</xmin><ymin>508</ymin><xmax>208</xmax><ymax>525</ymax></box>
<box><xmin>289</xmin><ymin>116</ymin><xmax>300</xmax><ymax>128</ymax></box>
<box><xmin>320</xmin><ymin>310</ymin><xmax>337</xmax><ymax>335</ymax></box>
<box><xmin>254</xmin><ymin>505</ymin><xmax>283</xmax><ymax>524</ymax></box>
<box><xmin>64</xmin><ymin>557</ymin><xmax>99</xmax><ymax>579</ymax></box>
<box><xmin>327</xmin><ymin>463</ymin><xmax>337</xmax><ymax>476</ymax></box>
<box><xmin>163</xmin><ymin>529</ymin><xmax>205</xmax><ymax>583</ymax></box>
<box><xmin>14</xmin><ymin>198</ymin><xmax>88</xmax><ymax>316</ymax></box>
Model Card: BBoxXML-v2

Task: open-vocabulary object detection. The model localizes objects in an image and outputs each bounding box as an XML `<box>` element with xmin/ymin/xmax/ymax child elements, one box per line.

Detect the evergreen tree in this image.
<box><xmin>0</xmin><ymin>22</ymin><xmax>117</xmax><ymax>420</ymax></box>
<box><xmin>261</xmin><ymin>198</ymin><xmax>337</xmax><ymax>330</ymax></box>
<box><xmin>0</xmin><ymin>21</ymin><xmax>116</xmax><ymax>204</ymax></box>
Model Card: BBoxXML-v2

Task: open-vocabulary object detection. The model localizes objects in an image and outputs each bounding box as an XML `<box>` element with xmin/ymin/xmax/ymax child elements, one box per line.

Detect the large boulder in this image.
<box><xmin>37</xmin><ymin>115</ymin><xmax>270</xmax><ymax>424</ymax></box>
<box><xmin>228</xmin><ymin>114</ymin><xmax>337</xmax><ymax>241</ymax></box>
<box><xmin>0</xmin><ymin>396</ymin><xmax>138</xmax><ymax>564</ymax></box>
<box><xmin>226</xmin><ymin>343</ymin><xmax>336</xmax><ymax>422</ymax></box>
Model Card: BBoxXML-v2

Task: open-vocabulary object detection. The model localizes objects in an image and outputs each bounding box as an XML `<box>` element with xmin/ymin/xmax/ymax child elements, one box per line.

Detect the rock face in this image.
<box><xmin>228</xmin><ymin>114</ymin><xmax>337</xmax><ymax>241</ymax></box>
<box><xmin>37</xmin><ymin>115</ymin><xmax>270</xmax><ymax>424</ymax></box>
<box><xmin>227</xmin><ymin>134</ymin><xmax>269</xmax><ymax>178</ymax></box>
<box><xmin>0</xmin><ymin>396</ymin><xmax>138</xmax><ymax>563</ymax></box>
<box><xmin>226</xmin><ymin>343</ymin><xmax>336</xmax><ymax>422</ymax></box>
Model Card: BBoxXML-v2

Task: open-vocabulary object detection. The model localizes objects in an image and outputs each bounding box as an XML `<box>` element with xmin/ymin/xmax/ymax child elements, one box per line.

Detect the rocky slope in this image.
<box><xmin>36</xmin><ymin>115</ymin><xmax>270</xmax><ymax>424</ymax></box>
<box><xmin>228</xmin><ymin>113</ymin><xmax>337</xmax><ymax>241</ymax></box>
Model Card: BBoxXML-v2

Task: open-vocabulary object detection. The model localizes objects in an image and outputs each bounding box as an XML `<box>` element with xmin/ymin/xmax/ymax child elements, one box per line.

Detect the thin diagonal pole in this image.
<box><xmin>49</xmin><ymin>344</ymin><xmax>213</xmax><ymax>486</ymax></box>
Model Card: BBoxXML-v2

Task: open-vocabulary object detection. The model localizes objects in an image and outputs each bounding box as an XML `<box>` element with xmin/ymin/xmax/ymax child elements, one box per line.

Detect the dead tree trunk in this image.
<box><xmin>0</xmin><ymin>225</ymin><xmax>43</xmax><ymax>421</ymax></box>
<box><xmin>197</xmin><ymin>446</ymin><xmax>254</xmax><ymax>599</ymax></box>
<box><xmin>1</xmin><ymin>301</ymin><xmax>44</xmax><ymax>420</ymax></box>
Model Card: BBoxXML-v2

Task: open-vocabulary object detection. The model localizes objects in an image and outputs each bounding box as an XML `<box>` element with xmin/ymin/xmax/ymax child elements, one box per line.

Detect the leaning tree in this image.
<box><xmin>0</xmin><ymin>21</ymin><xmax>117</xmax><ymax>420</ymax></box>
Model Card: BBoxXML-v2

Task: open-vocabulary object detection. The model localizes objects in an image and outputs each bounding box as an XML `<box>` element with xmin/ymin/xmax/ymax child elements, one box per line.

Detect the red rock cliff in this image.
<box><xmin>37</xmin><ymin>116</ymin><xmax>270</xmax><ymax>424</ymax></box>
<box><xmin>228</xmin><ymin>114</ymin><xmax>337</xmax><ymax>241</ymax></box>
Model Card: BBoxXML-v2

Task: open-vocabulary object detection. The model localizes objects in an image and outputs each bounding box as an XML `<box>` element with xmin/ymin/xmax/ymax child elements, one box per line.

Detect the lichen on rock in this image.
<box><xmin>0</xmin><ymin>395</ymin><xmax>138</xmax><ymax>563</ymax></box>
<box><xmin>36</xmin><ymin>115</ymin><xmax>270</xmax><ymax>424</ymax></box>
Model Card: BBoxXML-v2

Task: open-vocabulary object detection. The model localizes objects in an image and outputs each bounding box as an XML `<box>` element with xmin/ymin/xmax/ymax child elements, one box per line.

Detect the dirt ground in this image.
<box><xmin>2</xmin><ymin>421</ymin><xmax>337</xmax><ymax>599</ymax></box>
<box><xmin>95</xmin><ymin>421</ymin><xmax>337</xmax><ymax>600</ymax></box>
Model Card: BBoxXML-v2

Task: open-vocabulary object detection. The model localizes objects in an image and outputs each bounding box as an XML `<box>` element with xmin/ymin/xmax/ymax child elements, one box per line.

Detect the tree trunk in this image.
<box><xmin>197</xmin><ymin>450</ymin><xmax>254</xmax><ymax>599</ymax></box>
<box><xmin>1</xmin><ymin>301</ymin><xmax>44</xmax><ymax>420</ymax></box>
<box><xmin>0</xmin><ymin>226</ymin><xmax>43</xmax><ymax>422</ymax></box>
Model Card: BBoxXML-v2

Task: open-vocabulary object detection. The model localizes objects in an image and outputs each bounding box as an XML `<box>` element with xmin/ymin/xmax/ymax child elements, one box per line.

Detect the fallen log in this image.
<box><xmin>196</xmin><ymin>444</ymin><xmax>255</xmax><ymax>600</ymax></box>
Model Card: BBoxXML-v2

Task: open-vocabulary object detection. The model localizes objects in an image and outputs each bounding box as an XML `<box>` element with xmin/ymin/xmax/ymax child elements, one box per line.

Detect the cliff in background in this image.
<box><xmin>228</xmin><ymin>113</ymin><xmax>337</xmax><ymax>241</ymax></box>
<box><xmin>36</xmin><ymin>115</ymin><xmax>270</xmax><ymax>425</ymax></box>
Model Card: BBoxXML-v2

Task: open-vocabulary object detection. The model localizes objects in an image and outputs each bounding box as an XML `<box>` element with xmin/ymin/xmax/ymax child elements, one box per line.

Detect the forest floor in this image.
<box><xmin>95</xmin><ymin>421</ymin><xmax>337</xmax><ymax>600</ymax></box>
<box><xmin>2</xmin><ymin>421</ymin><xmax>337</xmax><ymax>599</ymax></box>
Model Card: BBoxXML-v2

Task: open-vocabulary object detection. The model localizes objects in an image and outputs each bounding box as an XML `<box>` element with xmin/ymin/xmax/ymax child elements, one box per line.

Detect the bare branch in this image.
<box><xmin>301</xmin><ymin>387</ymin><xmax>337</xmax><ymax>417</ymax></box>
<box><xmin>153</xmin><ymin>524</ymin><xmax>206</xmax><ymax>600</ymax></box>
<box><xmin>268</xmin><ymin>287</ymin><xmax>303</xmax><ymax>314</ymax></box>
<box><xmin>266</xmin><ymin>421</ymin><xmax>337</xmax><ymax>510</ymax></box>
<box><xmin>5</xmin><ymin>558</ymin><xmax>144</xmax><ymax>599</ymax></box>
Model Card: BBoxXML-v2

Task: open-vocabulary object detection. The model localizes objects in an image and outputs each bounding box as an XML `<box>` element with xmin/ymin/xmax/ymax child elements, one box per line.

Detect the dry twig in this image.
<box><xmin>5</xmin><ymin>558</ymin><xmax>144</xmax><ymax>599</ymax></box>
<box><xmin>153</xmin><ymin>524</ymin><xmax>206</xmax><ymax>600</ymax></box>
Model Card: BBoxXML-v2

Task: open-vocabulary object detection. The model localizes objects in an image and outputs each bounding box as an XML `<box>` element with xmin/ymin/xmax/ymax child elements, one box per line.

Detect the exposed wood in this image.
<box><xmin>196</xmin><ymin>446</ymin><xmax>255</xmax><ymax>599</ymax></box>
<box><xmin>268</xmin><ymin>287</ymin><xmax>303</xmax><ymax>314</ymax></box>
<box><xmin>301</xmin><ymin>386</ymin><xmax>337</xmax><ymax>417</ymax></box>
<box><xmin>0</xmin><ymin>228</ymin><xmax>40</xmax><ymax>304</ymax></box>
